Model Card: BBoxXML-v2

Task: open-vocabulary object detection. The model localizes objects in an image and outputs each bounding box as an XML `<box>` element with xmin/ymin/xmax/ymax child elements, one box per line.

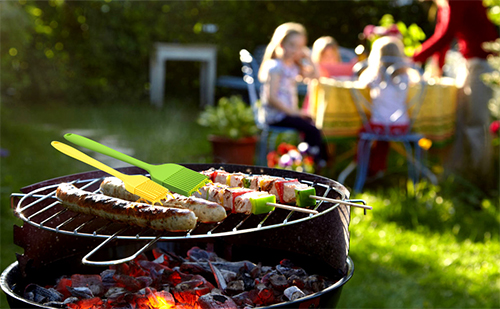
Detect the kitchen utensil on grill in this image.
<box><xmin>51</xmin><ymin>141</ymin><xmax>171</xmax><ymax>204</ymax></box>
<box><xmin>64</xmin><ymin>133</ymin><xmax>210</xmax><ymax>196</ymax></box>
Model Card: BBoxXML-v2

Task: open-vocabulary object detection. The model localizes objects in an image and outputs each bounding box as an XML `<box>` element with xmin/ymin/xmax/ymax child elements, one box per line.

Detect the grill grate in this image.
<box><xmin>12</xmin><ymin>165</ymin><xmax>366</xmax><ymax>265</ymax></box>
<box><xmin>13</xmin><ymin>175</ymin><xmax>349</xmax><ymax>240</ymax></box>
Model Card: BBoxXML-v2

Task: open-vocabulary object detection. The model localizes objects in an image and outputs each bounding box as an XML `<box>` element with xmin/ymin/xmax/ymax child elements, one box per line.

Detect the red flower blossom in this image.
<box><xmin>267</xmin><ymin>151</ymin><xmax>278</xmax><ymax>168</ymax></box>
<box><xmin>490</xmin><ymin>120</ymin><xmax>500</xmax><ymax>136</ymax></box>
<box><xmin>277</xmin><ymin>143</ymin><xmax>296</xmax><ymax>155</ymax></box>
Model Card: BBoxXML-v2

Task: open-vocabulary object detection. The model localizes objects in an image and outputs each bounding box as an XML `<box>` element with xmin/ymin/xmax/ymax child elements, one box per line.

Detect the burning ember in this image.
<box><xmin>23</xmin><ymin>247</ymin><xmax>337</xmax><ymax>309</ymax></box>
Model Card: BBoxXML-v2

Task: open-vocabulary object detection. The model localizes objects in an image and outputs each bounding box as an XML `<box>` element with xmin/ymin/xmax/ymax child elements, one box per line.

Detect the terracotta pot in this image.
<box><xmin>208</xmin><ymin>135</ymin><xmax>258</xmax><ymax>165</ymax></box>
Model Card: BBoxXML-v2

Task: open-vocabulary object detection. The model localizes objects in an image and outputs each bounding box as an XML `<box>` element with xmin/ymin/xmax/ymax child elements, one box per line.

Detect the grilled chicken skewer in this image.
<box><xmin>192</xmin><ymin>182</ymin><xmax>318</xmax><ymax>215</ymax></box>
<box><xmin>201</xmin><ymin>169</ymin><xmax>373</xmax><ymax>211</ymax></box>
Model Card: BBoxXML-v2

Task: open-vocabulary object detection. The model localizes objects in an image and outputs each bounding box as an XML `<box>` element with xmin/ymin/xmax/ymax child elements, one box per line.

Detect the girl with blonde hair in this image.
<box><xmin>357</xmin><ymin>36</ymin><xmax>413</xmax><ymax>176</ymax></box>
<box><xmin>258</xmin><ymin>22</ymin><xmax>327</xmax><ymax>167</ymax></box>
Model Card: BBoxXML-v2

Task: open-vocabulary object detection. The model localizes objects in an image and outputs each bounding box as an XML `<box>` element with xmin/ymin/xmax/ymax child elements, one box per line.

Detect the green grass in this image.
<box><xmin>338</xmin><ymin>185</ymin><xmax>499</xmax><ymax>308</ymax></box>
<box><xmin>1</xmin><ymin>99</ymin><xmax>499</xmax><ymax>308</ymax></box>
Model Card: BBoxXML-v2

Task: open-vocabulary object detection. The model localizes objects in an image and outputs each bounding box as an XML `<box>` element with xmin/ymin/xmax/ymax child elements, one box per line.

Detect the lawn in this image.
<box><xmin>1</xmin><ymin>99</ymin><xmax>499</xmax><ymax>308</ymax></box>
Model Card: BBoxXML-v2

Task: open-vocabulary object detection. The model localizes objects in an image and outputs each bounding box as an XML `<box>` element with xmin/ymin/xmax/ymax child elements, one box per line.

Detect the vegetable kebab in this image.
<box><xmin>200</xmin><ymin>169</ymin><xmax>373</xmax><ymax>211</ymax></box>
<box><xmin>192</xmin><ymin>182</ymin><xmax>317</xmax><ymax>215</ymax></box>
<box><xmin>201</xmin><ymin>169</ymin><xmax>316</xmax><ymax>207</ymax></box>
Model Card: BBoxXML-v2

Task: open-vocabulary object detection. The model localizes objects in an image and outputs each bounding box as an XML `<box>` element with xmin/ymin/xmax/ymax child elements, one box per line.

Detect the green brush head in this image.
<box><xmin>161</xmin><ymin>168</ymin><xmax>210</xmax><ymax>196</ymax></box>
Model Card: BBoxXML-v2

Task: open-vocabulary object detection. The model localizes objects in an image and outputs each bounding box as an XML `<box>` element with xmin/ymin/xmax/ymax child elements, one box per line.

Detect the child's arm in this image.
<box><xmin>298</xmin><ymin>48</ymin><xmax>319</xmax><ymax>80</ymax></box>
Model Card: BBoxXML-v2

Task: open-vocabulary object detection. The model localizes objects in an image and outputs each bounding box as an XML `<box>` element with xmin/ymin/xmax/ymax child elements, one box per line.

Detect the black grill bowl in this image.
<box><xmin>1</xmin><ymin>251</ymin><xmax>354</xmax><ymax>309</ymax></box>
<box><xmin>4</xmin><ymin>163</ymin><xmax>356</xmax><ymax>308</ymax></box>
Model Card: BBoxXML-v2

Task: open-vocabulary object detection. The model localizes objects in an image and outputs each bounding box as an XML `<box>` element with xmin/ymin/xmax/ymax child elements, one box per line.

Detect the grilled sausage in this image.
<box><xmin>56</xmin><ymin>183</ymin><xmax>197</xmax><ymax>231</ymax></box>
<box><xmin>99</xmin><ymin>177</ymin><xmax>227</xmax><ymax>223</ymax></box>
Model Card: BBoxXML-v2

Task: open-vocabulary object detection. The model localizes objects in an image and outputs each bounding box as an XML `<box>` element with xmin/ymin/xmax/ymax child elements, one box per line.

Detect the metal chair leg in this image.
<box><xmin>402</xmin><ymin>141</ymin><xmax>417</xmax><ymax>184</ymax></box>
<box><xmin>354</xmin><ymin>138</ymin><xmax>372</xmax><ymax>192</ymax></box>
<box><xmin>338</xmin><ymin>160</ymin><xmax>357</xmax><ymax>184</ymax></box>
<box><xmin>257</xmin><ymin>129</ymin><xmax>269</xmax><ymax>166</ymax></box>
<box><xmin>414</xmin><ymin>140</ymin><xmax>422</xmax><ymax>181</ymax></box>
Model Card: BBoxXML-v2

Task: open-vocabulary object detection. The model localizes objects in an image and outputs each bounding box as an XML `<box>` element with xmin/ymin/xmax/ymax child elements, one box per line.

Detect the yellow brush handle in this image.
<box><xmin>51</xmin><ymin>141</ymin><xmax>126</xmax><ymax>179</ymax></box>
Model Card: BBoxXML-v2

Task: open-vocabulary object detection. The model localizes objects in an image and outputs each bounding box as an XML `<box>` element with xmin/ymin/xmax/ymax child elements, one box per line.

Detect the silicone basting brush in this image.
<box><xmin>63</xmin><ymin>133</ymin><xmax>210</xmax><ymax>196</ymax></box>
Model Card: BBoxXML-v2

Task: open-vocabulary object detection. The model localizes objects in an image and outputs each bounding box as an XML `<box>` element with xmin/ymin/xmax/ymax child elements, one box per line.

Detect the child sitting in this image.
<box><xmin>311</xmin><ymin>36</ymin><xmax>356</xmax><ymax>78</ymax></box>
<box><xmin>258</xmin><ymin>22</ymin><xmax>328</xmax><ymax>168</ymax></box>
<box><xmin>357</xmin><ymin>36</ymin><xmax>413</xmax><ymax>176</ymax></box>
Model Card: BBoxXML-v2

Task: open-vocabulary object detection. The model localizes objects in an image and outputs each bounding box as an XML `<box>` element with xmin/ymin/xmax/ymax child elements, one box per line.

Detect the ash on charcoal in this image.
<box><xmin>105</xmin><ymin>287</ymin><xmax>128</xmax><ymax>299</ymax></box>
<box><xmin>231</xmin><ymin>291</ymin><xmax>254</xmax><ymax>307</ymax></box>
<box><xmin>225</xmin><ymin>280</ymin><xmax>245</xmax><ymax>295</ymax></box>
<box><xmin>220</xmin><ymin>269</ymin><xmax>237</xmax><ymax>282</ymax></box>
<box><xmin>305</xmin><ymin>275</ymin><xmax>325</xmax><ymax>292</ymax></box>
<box><xmin>241</xmin><ymin>272</ymin><xmax>255</xmax><ymax>290</ymax></box>
<box><xmin>284</xmin><ymin>286</ymin><xmax>306</xmax><ymax>301</ymax></box>
<box><xmin>67</xmin><ymin>286</ymin><xmax>94</xmax><ymax>299</ymax></box>
<box><xmin>276</xmin><ymin>264</ymin><xmax>307</xmax><ymax>277</ymax></box>
<box><xmin>100</xmin><ymin>269</ymin><xmax>116</xmax><ymax>288</ymax></box>
<box><xmin>198</xmin><ymin>293</ymin><xmax>238</xmax><ymax>309</ymax></box>
<box><xmin>288</xmin><ymin>274</ymin><xmax>306</xmax><ymax>290</ymax></box>
<box><xmin>44</xmin><ymin>296</ymin><xmax>79</xmax><ymax>308</ymax></box>
<box><xmin>24</xmin><ymin>284</ymin><xmax>63</xmax><ymax>303</ymax></box>
<box><xmin>71</xmin><ymin>274</ymin><xmax>104</xmax><ymax>296</ymax></box>
<box><xmin>187</xmin><ymin>246</ymin><xmax>218</xmax><ymax>262</ymax></box>
<box><xmin>269</xmin><ymin>273</ymin><xmax>288</xmax><ymax>291</ymax></box>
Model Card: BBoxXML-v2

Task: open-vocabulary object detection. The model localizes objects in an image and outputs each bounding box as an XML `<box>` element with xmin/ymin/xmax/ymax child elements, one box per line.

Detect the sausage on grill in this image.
<box><xmin>99</xmin><ymin>177</ymin><xmax>227</xmax><ymax>223</ymax></box>
<box><xmin>56</xmin><ymin>183</ymin><xmax>197</xmax><ymax>231</ymax></box>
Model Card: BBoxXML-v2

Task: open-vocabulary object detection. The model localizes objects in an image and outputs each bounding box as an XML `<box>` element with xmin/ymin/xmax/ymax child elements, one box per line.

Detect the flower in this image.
<box><xmin>266</xmin><ymin>151</ymin><xmax>279</xmax><ymax>168</ymax></box>
<box><xmin>277</xmin><ymin>142</ymin><xmax>296</xmax><ymax>155</ymax></box>
<box><xmin>490</xmin><ymin>120</ymin><xmax>500</xmax><ymax>136</ymax></box>
<box><xmin>418</xmin><ymin>138</ymin><xmax>432</xmax><ymax>151</ymax></box>
<box><xmin>267</xmin><ymin>143</ymin><xmax>316</xmax><ymax>172</ymax></box>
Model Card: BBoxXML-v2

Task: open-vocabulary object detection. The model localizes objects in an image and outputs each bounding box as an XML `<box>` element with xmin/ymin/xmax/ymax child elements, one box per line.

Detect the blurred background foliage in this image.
<box><xmin>1</xmin><ymin>0</ymin><xmax>435</xmax><ymax>106</ymax></box>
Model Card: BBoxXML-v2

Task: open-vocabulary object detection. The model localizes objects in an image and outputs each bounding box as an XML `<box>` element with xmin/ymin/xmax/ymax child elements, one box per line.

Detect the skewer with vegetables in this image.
<box><xmin>201</xmin><ymin>169</ymin><xmax>372</xmax><ymax>211</ymax></box>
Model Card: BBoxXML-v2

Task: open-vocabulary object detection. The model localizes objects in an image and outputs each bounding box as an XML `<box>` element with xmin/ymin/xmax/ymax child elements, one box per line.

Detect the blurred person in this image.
<box><xmin>311</xmin><ymin>36</ymin><xmax>356</xmax><ymax>78</ymax></box>
<box><xmin>302</xmin><ymin>36</ymin><xmax>357</xmax><ymax>113</ymax></box>
<box><xmin>413</xmin><ymin>0</ymin><xmax>498</xmax><ymax>181</ymax></box>
<box><xmin>258</xmin><ymin>22</ymin><xmax>328</xmax><ymax>168</ymax></box>
<box><xmin>357</xmin><ymin>36</ymin><xmax>415</xmax><ymax>176</ymax></box>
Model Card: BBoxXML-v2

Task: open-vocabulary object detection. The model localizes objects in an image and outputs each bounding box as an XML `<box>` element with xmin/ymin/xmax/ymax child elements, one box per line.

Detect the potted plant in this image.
<box><xmin>198</xmin><ymin>95</ymin><xmax>259</xmax><ymax>165</ymax></box>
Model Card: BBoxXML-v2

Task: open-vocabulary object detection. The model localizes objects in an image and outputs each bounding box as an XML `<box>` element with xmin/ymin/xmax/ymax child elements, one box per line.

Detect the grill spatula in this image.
<box><xmin>63</xmin><ymin>133</ymin><xmax>210</xmax><ymax>196</ymax></box>
<box><xmin>51</xmin><ymin>141</ymin><xmax>172</xmax><ymax>204</ymax></box>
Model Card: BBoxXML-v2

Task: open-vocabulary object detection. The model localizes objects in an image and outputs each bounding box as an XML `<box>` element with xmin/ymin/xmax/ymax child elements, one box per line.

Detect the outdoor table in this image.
<box><xmin>149</xmin><ymin>43</ymin><xmax>217</xmax><ymax>107</ymax></box>
<box><xmin>308</xmin><ymin>77</ymin><xmax>458</xmax><ymax>147</ymax></box>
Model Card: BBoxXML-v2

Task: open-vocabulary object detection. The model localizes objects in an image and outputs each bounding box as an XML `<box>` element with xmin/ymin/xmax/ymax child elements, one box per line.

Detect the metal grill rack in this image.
<box><xmin>12</xmin><ymin>170</ymin><xmax>367</xmax><ymax>265</ymax></box>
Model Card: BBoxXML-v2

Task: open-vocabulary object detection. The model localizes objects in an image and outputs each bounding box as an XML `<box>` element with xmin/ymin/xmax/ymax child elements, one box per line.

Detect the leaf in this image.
<box><xmin>196</xmin><ymin>95</ymin><xmax>258</xmax><ymax>139</ymax></box>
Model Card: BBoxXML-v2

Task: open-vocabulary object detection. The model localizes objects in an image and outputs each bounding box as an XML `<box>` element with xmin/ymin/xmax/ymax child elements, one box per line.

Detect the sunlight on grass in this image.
<box><xmin>338</xmin><ymin>187</ymin><xmax>499</xmax><ymax>308</ymax></box>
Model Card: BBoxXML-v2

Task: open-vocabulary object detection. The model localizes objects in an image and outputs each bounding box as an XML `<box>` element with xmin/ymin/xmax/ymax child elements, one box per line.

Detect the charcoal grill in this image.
<box><xmin>3</xmin><ymin>163</ymin><xmax>365</xmax><ymax>308</ymax></box>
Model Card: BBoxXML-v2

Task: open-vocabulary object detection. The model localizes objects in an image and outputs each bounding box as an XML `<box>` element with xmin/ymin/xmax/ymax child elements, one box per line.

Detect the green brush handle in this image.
<box><xmin>64</xmin><ymin>133</ymin><xmax>153</xmax><ymax>172</ymax></box>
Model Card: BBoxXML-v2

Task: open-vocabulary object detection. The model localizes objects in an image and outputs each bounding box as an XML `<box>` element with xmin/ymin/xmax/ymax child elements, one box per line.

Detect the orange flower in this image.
<box><xmin>303</xmin><ymin>156</ymin><xmax>314</xmax><ymax>166</ymax></box>
<box><xmin>418</xmin><ymin>138</ymin><xmax>432</xmax><ymax>151</ymax></box>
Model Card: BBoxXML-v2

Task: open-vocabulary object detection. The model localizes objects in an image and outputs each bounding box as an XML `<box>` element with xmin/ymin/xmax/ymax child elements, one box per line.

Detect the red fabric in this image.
<box><xmin>413</xmin><ymin>0</ymin><xmax>498</xmax><ymax>67</ymax></box>
<box><xmin>318</xmin><ymin>62</ymin><xmax>356</xmax><ymax>78</ymax></box>
<box><xmin>356</xmin><ymin>123</ymin><xmax>409</xmax><ymax>174</ymax></box>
